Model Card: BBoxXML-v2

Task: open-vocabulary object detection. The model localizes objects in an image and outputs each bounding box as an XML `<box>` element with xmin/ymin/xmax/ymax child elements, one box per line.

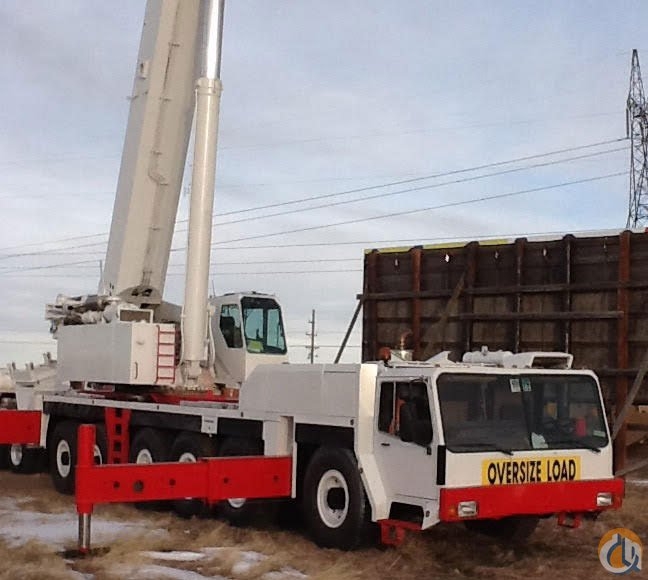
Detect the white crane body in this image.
<box><xmin>2</xmin><ymin>0</ymin><xmax>623</xmax><ymax>550</ymax></box>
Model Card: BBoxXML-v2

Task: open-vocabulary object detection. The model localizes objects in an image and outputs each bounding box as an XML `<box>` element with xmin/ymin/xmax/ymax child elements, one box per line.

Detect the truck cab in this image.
<box><xmin>236</xmin><ymin>349</ymin><xmax>622</xmax><ymax>549</ymax></box>
<box><xmin>366</xmin><ymin>350</ymin><xmax>622</xmax><ymax>541</ymax></box>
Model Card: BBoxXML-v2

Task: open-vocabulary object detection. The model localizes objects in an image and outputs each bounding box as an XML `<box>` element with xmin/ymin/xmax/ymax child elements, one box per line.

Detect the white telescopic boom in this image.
<box><xmin>182</xmin><ymin>0</ymin><xmax>225</xmax><ymax>385</ymax></box>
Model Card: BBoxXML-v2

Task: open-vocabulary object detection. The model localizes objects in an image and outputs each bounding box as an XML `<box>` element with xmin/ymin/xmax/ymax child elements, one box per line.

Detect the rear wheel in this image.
<box><xmin>216</xmin><ymin>437</ymin><xmax>267</xmax><ymax>526</ymax></box>
<box><xmin>129</xmin><ymin>428</ymin><xmax>172</xmax><ymax>510</ymax></box>
<box><xmin>169</xmin><ymin>431</ymin><xmax>215</xmax><ymax>519</ymax></box>
<box><xmin>9</xmin><ymin>444</ymin><xmax>42</xmax><ymax>474</ymax></box>
<box><xmin>49</xmin><ymin>421</ymin><xmax>106</xmax><ymax>494</ymax></box>
<box><xmin>302</xmin><ymin>446</ymin><xmax>371</xmax><ymax>550</ymax></box>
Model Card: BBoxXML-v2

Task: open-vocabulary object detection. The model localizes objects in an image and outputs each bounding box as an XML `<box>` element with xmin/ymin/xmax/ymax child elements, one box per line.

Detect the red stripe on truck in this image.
<box><xmin>439</xmin><ymin>478</ymin><xmax>624</xmax><ymax>522</ymax></box>
<box><xmin>0</xmin><ymin>410</ymin><xmax>41</xmax><ymax>445</ymax></box>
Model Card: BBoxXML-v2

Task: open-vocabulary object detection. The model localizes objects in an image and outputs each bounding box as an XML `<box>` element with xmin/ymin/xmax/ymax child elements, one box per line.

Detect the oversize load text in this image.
<box><xmin>481</xmin><ymin>456</ymin><xmax>581</xmax><ymax>485</ymax></box>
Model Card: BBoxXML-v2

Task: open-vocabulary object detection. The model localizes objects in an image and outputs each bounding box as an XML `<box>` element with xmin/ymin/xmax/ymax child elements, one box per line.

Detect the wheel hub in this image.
<box><xmin>135</xmin><ymin>449</ymin><xmax>154</xmax><ymax>464</ymax></box>
<box><xmin>316</xmin><ymin>469</ymin><xmax>349</xmax><ymax>529</ymax></box>
<box><xmin>56</xmin><ymin>439</ymin><xmax>71</xmax><ymax>478</ymax></box>
<box><xmin>9</xmin><ymin>444</ymin><xmax>23</xmax><ymax>466</ymax></box>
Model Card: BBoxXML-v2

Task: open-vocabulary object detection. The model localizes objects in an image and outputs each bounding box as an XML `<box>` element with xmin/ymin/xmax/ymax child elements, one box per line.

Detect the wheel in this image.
<box><xmin>464</xmin><ymin>516</ymin><xmax>540</xmax><ymax>542</ymax></box>
<box><xmin>216</xmin><ymin>437</ymin><xmax>266</xmax><ymax>526</ymax></box>
<box><xmin>302</xmin><ymin>446</ymin><xmax>371</xmax><ymax>550</ymax></box>
<box><xmin>0</xmin><ymin>445</ymin><xmax>10</xmax><ymax>470</ymax></box>
<box><xmin>129</xmin><ymin>428</ymin><xmax>172</xmax><ymax>510</ymax></box>
<box><xmin>49</xmin><ymin>421</ymin><xmax>107</xmax><ymax>495</ymax></box>
<box><xmin>169</xmin><ymin>431</ymin><xmax>215</xmax><ymax>519</ymax></box>
<box><xmin>9</xmin><ymin>444</ymin><xmax>43</xmax><ymax>474</ymax></box>
<box><xmin>49</xmin><ymin>421</ymin><xmax>78</xmax><ymax>494</ymax></box>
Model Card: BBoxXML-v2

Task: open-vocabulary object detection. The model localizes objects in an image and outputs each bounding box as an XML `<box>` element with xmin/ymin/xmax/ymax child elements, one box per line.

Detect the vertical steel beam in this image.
<box><xmin>463</xmin><ymin>243</ymin><xmax>478</xmax><ymax>353</ymax></box>
<box><xmin>514</xmin><ymin>238</ymin><xmax>525</xmax><ymax>352</ymax></box>
<box><xmin>615</xmin><ymin>231</ymin><xmax>631</xmax><ymax>472</ymax></box>
<box><xmin>563</xmin><ymin>235</ymin><xmax>573</xmax><ymax>353</ymax></box>
<box><xmin>364</xmin><ymin>250</ymin><xmax>379</xmax><ymax>361</ymax></box>
<box><xmin>411</xmin><ymin>246</ymin><xmax>422</xmax><ymax>359</ymax></box>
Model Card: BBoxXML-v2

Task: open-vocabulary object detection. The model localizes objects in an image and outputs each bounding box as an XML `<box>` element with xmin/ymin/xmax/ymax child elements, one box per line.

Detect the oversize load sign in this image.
<box><xmin>481</xmin><ymin>456</ymin><xmax>581</xmax><ymax>485</ymax></box>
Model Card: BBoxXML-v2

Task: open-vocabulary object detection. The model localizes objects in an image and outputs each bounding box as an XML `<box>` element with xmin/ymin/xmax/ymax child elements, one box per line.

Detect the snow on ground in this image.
<box><xmin>116</xmin><ymin>563</ymin><xmax>228</xmax><ymax>580</ymax></box>
<box><xmin>0</xmin><ymin>497</ymin><xmax>307</xmax><ymax>580</ymax></box>
<box><xmin>0</xmin><ymin>497</ymin><xmax>157</xmax><ymax>549</ymax></box>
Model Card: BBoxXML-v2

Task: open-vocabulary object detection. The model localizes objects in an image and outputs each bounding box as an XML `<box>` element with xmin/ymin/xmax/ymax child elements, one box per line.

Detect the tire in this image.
<box><xmin>0</xmin><ymin>445</ymin><xmax>10</xmax><ymax>470</ymax></box>
<box><xmin>302</xmin><ymin>446</ymin><xmax>371</xmax><ymax>550</ymax></box>
<box><xmin>464</xmin><ymin>516</ymin><xmax>540</xmax><ymax>542</ymax></box>
<box><xmin>49</xmin><ymin>421</ymin><xmax>107</xmax><ymax>495</ymax></box>
<box><xmin>169</xmin><ymin>431</ymin><xmax>215</xmax><ymax>519</ymax></box>
<box><xmin>129</xmin><ymin>428</ymin><xmax>172</xmax><ymax>510</ymax></box>
<box><xmin>9</xmin><ymin>444</ymin><xmax>42</xmax><ymax>474</ymax></box>
<box><xmin>94</xmin><ymin>424</ymin><xmax>108</xmax><ymax>466</ymax></box>
<box><xmin>216</xmin><ymin>437</ymin><xmax>266</xmax><ymax>526</ymax></box>
<box><xmin>49</xmin><ymin>421</ymin><xmax>78</xmax><ymax>494</ymax></box>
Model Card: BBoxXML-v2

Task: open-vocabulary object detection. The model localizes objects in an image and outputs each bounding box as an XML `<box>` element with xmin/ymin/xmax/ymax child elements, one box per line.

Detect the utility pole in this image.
<box><xmin>306</xmin><ymin>309</ymin><xmax>318</xmax><ymax>363</ymax></box>
<box><xmin>626</xmin><ymin>49</ymin><xmax>648</xmax><ymax>228</ymax></box>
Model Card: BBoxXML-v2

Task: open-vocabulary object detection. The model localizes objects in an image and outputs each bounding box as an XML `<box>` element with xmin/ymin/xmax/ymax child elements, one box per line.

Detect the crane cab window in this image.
<box><xmin>241</xmin><ymin>296</ymin><xmax>287</xmax><ymax>355</ymax></box>
<box><xmin>219</xmin><ymin>305</ymin><xmax>243</xmax><ymax>348</ymax></box>
<box><xmin>378</xmin><ymin>380</ymin><xmax>432</xmax><ymax>446</ymax></box>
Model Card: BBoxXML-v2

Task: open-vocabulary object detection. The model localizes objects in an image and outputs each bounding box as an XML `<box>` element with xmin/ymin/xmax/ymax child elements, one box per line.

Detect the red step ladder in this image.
<box><xmin>104</xmin><ymin>408</ymin><xmax>132</xmax><ymax>464</ymax></box>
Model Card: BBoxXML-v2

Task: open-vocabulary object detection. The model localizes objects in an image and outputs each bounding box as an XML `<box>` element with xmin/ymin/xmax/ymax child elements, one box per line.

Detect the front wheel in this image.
<box><xmin>302</xmin><ymin>446</ymin><xmax>371</xmax><ymax>550</ymax></box>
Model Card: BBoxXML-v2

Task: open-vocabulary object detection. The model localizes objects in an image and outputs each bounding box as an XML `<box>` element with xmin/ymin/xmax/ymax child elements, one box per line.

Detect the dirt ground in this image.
<box><xmin>0</xmin><ymin>469</ymin><xmax>645</xmax><ymax>580</ymax></box>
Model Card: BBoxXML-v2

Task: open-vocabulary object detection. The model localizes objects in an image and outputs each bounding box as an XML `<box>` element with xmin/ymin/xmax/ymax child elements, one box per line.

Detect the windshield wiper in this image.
<box><xmin>552</xmin><ymin>437</ymin><xmax>601</xmax><ymax>454</ymax></box>
<box><xmin>449</xmin><ymin>442</ymin><xmax>514</xmax><ymax>456</ymax></box>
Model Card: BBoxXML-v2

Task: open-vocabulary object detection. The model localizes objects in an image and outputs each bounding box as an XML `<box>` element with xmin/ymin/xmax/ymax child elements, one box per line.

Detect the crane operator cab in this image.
<box><xmin>209</xmin><ymin>292</ymin><xmax>288</xmax><ymax>387</ymax></box>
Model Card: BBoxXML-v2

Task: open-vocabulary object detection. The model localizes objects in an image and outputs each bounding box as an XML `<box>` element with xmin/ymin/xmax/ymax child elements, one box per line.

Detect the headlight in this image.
<box><xmin>596</xmin><ymin>492</ymin><xmax>613</xmax><ymax>507</ymax></box>
<box><xmin>457</xmin><ymin>501</ymin><xmax>478</xmax><ymax>518</ymax></box>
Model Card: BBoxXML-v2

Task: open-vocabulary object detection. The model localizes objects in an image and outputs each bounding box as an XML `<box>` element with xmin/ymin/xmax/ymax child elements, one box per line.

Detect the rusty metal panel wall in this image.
<box><xmin>361</xmin><ymin>232</ymin><xmax>648</xmax><ymax>411</ymax></box>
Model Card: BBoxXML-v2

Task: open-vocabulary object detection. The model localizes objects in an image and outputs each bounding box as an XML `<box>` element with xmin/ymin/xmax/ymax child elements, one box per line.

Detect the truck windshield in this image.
<box><xmin>241</xmin><ymin>296</ymin><xmax>287</xmax><ymax>355</ymax></box>
<box><xmin>437</xmin><ymin>373</ymin><xmax>608</xmax><ymax>453</ymax></box>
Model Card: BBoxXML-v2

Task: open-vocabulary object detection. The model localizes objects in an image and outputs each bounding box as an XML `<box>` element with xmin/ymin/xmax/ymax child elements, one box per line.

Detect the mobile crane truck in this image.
<box><xmin>0</xmin><ymin>0</ymin><xmax>623</xmax><ymax>551</ymax></box>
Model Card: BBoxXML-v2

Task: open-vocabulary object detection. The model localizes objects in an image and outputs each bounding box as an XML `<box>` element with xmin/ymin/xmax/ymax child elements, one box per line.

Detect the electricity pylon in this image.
<box><xmin>627</xmin><ymin>49</ymin><xmax>648</xmax><ymax>228</ymax></box>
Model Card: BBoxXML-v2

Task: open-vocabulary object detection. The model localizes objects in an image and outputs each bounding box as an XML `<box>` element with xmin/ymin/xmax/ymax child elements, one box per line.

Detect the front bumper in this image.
<box><xmin>439</xmin><ymin>477</ymin><xmax>624</xmax><ymax>522</ymax></box>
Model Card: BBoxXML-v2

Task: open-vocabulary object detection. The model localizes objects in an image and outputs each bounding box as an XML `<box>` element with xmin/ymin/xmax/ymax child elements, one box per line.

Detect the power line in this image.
<box><xmin>206</xmin><ymin>171</ymin><xmax>625</xmax><ymax>247</ymax></box>
<box><xmin>0</xmin><ymin>171</ymin><xmax>625</xmax><ymax>274</ymax></box>
<box><xmin>0</xmin><ymin>137</ymin><xmax>626</xmax><ymax>258</ymax></box>
<box><xmin>201</xmin><ymin>146</ymin><xmax>626</xmax><ymax>230</ymax></box>
<box><xmin>0</xmin><ymin>268</ymin><xmax>363</xmax><ymax>278</ymax></box>
<box><xmin>0</xmin><ymin>257</ymin><xmax>359</xmax><ymax>274</ymax></box>
<box><xmin>207</xmin><ymin>137</ymin><xmax>626</xmax><ymax>222</ymax></box>
<box><xmin>0</xmin><ymin>226</ymin><xmax>633</xmax><ymax>256</ymax></box>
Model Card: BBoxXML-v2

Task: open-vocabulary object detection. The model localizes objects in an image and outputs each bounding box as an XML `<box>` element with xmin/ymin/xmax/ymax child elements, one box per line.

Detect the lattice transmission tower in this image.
<box><xmin>627</xmin><ymin>49</ymin><xmax>648</xmax><ymax>227</ymax></box>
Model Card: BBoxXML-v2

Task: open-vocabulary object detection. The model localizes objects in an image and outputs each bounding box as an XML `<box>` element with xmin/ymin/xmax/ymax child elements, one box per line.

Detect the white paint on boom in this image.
<box><xmin>182</xmin><ymin>0</ymin><xmax>225</xmax><ymax>384</ymax></box>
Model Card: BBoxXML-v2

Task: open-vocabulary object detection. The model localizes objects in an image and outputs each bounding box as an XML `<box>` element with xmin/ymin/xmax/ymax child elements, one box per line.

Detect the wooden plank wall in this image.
<box><xmin>361</xmin><ymin>231</ymin><xmax>648</xmax><ymax>467</ymax></box>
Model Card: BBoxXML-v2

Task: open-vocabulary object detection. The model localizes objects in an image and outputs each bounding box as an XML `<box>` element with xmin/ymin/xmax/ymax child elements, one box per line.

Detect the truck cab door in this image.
<box><xmin>373</xmin><ymin>379</ymin><xmax>440</xmax><ymax>527</ymax></box>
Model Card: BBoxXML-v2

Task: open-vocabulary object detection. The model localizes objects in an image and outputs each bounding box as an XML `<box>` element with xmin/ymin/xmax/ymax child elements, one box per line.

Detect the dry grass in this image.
<box><xmin>0</xmin><ymin>470</ymin><xmax>645</xmax><ymax>579</ymax></box>
<box><xmin>0</xmin><ymin>538</ymin><xmax>72</xmax><ymax>580</ymax></box>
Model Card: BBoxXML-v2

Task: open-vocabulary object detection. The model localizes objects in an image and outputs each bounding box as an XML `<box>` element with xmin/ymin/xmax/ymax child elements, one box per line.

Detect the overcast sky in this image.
<box><xmin>0</xmin><ymin>0</ymin><xmax>645</xmax><ymax>366</ymax></box>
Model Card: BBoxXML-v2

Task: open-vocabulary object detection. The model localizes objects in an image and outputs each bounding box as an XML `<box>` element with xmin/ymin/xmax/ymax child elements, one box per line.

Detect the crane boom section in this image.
<box><xmin>101</xmin><ymin>0</ymin><xmax>203</xmax><ymax>299</ymax></box>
